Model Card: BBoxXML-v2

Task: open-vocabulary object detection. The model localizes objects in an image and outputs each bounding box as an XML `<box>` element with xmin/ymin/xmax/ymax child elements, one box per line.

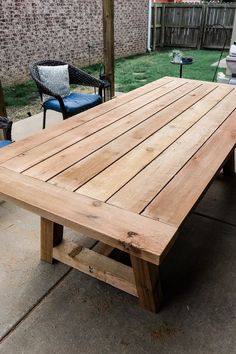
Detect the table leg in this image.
<box><xmin>223</xmin><ymin>150</ymin><xmax>235</xmax><ymax>177</ymax></box>
<box><xmin>130</xmin><ymin>255</ymin><xmax>162</xmax><ymax>313</ymax></box>
<box><xmin>40</xmin><ymin>217</ymin><xmax>63</xmax><ymax>263</ymax></box>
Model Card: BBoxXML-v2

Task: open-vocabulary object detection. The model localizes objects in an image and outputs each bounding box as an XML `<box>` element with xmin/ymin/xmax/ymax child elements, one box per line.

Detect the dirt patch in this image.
<box><xmin>150</xmin><ymin>325</ymin><xmax>183</xmax><ymax>340</ymax></box>
<box><xmin>7</xmin><ymin>100</ymin><xmax>41</xmax><ymax>121</ymax></box>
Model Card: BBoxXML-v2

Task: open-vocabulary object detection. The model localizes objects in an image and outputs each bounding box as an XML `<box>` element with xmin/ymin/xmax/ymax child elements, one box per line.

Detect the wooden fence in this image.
<box><xmin>151</xmin><ymin>3</ymin><xmax>236</xmax><ymax>50</ymax></box>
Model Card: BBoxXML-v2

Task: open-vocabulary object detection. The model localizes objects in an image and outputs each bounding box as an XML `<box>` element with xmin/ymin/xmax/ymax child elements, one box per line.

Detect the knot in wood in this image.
<box><xmin>92</xmin><ymin>200</ymin><xmax>102</xmax><ymax>207</ymax></box>
<box><xmin>121</xmin><ymin>240</ymin><xmax>134</xmax><ymax>252</ymax></box>
<box><xmin>127</xmin><ymin>231</ymin><xmax>138</xmax><ymax>238</ymax></box>
<box><xmin>120</xmin><ymin>231</ymin><xmax>140</xmax><ymax>252</ymax></box>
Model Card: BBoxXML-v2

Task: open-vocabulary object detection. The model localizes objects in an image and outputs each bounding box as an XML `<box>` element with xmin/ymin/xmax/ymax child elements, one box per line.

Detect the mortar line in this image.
<box><xmin>0</xmin><ymin>267</ymin><xmax>72</xmax><ymax>345</ymax></box>
<box><xmin>193</xmin><ymin>211</ymin><xmax>236</xmax><ymax>228</ymax></box>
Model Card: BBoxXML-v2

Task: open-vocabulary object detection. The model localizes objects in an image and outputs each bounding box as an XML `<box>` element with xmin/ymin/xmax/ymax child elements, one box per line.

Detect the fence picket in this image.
<box><xmin>151</xmin><ymin>3</ymin><xmax>236</xmax><ymax>49</ymax></box>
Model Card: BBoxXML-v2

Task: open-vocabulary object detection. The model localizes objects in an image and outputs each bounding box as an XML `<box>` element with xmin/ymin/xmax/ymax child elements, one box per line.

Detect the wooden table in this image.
<box><xmin>0</xmin><ymin>77</ymin><xmax>235</xmax><ymax>313</ymax></box>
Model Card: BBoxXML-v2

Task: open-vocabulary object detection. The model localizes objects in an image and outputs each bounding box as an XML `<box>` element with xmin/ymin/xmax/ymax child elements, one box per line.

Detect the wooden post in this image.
<box><xmin>41</xmin><ymin>217</ymin><xmax>63</xmax><ymax>263</ymax></box>
<box><xmin>153</xmin><ymin>4</ymin><xmax>158</xmax><ymax>51</ymax></box>
<box><xmin>0</xmin><ymin>79</ymin><xmax>7</xmax><ymax>117</ymax></box>
<box><xmin>130</xmin><ymin>255</ymin><xmax>162</xmax><ymax>313</ymax></box>
<box><xmin>160</xmin><ymin>4</ymin><xmax>165</xmax><ymax>48</ymax></box>
<box><xmin>103</xmin><ymin>0</ymin><xmax>115</xmax><ymax>98</ymax></box>
<box><xmin>199</xmin><ymin>4</ymin><xmax>208</xmax><ymax>50</ymax></box>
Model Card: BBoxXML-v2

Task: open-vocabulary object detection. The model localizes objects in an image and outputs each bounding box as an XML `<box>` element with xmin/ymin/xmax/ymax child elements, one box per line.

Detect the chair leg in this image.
<box><xmin>43</xmin><ymin>108</ymin><xmax>47</xmax><ymax>129</ymax></box>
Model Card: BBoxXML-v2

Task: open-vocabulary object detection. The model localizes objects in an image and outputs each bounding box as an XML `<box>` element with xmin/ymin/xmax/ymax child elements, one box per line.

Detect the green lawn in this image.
<box><xmin>86</xmin><ymin>49</ymin><xmax>227</xmax><ymax>93</ymax></box>
<box><xmin>4</xmin><ymin>49</ymin><xmax>226</xmax><ymax>119</ymax></box>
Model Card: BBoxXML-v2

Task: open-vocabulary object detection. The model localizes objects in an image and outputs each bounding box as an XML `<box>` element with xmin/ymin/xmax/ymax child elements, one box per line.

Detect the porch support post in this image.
<box><xmin>103</xmin><ymin>0</ymin><xmax>115</xmax><ymax>98</ymax></box>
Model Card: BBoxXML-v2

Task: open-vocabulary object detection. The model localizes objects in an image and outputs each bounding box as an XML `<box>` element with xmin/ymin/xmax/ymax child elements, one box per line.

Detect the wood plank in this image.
<box><xmin>78</xmin><ymin>85</ymin><xmax>231</xmax><ymax>201</ymax></box>
<box><xmin>53</xmin><ymin>240</ymin><xmax>137</xmax><ymax>297</ymax></box>
<box><xmin>50</xmin><ymin>83</ymin><xmax>220</xmax><ymax>191</ymax></box>
<box><xmin>92</xmin><ymin>242</ymin><xmax>114</xmax><ymax>256</ymax></box>
<box><xmin>130</xmin><ymin>255</ymin><xmax>162</xmax><ymax>312</ymax></box>
<box><xmin>19</xmin><ymin>81</ymin><xmax>199</xmax><ymax>180</ymax></box>
<box><xmin>142</xmin><ymin>111</ymin><xmax>236</xmax><ymax>226</ymax></box>
<box><xmin>108</xmin><ymin>88</ymin><xmax>236</xmax><ymax>213</ymax></box>
<box><xmin>0</xmin><ymin>77</ymin><xmax>172</xmax><ymax>165</ymax></box>
<box><xmin>2</xmin><ymin>80</ymin><xmax>187</xmax><ymax>173</ymax></box>
<box><xmin>41</xmin><ymin>218</ymin><xmax>63</xmax><ymax>263</ymax></box>
<box><xmin>0</xmin><ymin>167</ymin><xmax>177</xmax><ymax>265</ymax></box>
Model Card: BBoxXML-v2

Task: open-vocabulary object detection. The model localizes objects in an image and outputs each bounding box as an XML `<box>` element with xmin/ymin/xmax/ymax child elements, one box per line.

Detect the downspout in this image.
<box><xmin>147</xmin><ymin>0</ymin><xmax>152</xmax><ymax>52</ymax></box>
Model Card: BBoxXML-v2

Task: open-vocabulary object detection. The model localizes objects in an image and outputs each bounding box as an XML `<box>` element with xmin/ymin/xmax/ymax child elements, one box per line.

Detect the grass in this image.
<box><xmin>4</xmin><ymin>80</ymin><xmax>39</xmax><ymax>107</ymax></box>
<box><xmin>114</xmin><ymin>49</ymin><xmax>227</xmax><ymax>92</ymax></box>
<box><xmin>86</xmin><ymin>49</ymin><xmax>227</xmax><ymax>92</ymax></box>
<box><xmin>4</xmin><ymin>49</ymin><xmax>227</xmax><ymax>120</ymax></box>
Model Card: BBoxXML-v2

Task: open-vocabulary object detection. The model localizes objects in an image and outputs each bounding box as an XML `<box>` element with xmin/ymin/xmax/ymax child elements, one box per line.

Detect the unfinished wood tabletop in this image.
<box><xmin>0</xmin><ymin>77</ymin><xmax>235</xmax><ymax>266</ymax></box>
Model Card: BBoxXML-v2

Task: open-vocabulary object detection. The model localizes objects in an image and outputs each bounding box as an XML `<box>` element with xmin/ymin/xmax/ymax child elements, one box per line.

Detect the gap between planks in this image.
<box><xmin>19</xmin><ymin>81</ymin><xmax>201</xmax><ymax>181</ymax></box>
<box><xmin>49</xmin><ymin>83</ymin><xmax>222</xmax><ymax>192</ymax></box>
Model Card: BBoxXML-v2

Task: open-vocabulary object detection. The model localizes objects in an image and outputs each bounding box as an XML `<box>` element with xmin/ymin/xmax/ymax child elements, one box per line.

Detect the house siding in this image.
<box><xmin>0</xmin><ymin>0</ymin><xmax>148</xmax><ymax>85</ymax></box>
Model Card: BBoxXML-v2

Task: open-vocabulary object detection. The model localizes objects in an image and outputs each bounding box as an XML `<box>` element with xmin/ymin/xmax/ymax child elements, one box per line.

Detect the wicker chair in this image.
<box><xmin>0</xmin><ymin>116</ymin><xmax>13</xmax><ymax>148</ymax></box>
<box><xmin>29</xmin><ymin>60</ymin><xmax>109</xmax><ymax>129</ymax></box>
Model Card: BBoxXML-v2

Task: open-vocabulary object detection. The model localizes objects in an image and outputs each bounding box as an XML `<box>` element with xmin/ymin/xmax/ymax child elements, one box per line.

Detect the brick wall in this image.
<box><xmin>0</xmin><ymin>0</ymin><xmax>148</xmax><ymax>85</ymax></box>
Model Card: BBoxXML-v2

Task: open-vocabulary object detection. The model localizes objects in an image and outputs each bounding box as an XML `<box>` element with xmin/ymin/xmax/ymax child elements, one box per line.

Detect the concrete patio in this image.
<box><xmin>0</xmin><ymin>111</ymin><xmax>235</xmax><ymax>354</ymax></box>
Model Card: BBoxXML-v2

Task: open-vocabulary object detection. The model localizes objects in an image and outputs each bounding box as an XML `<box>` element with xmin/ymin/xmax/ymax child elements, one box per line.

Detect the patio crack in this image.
<box><xmin>193</xmin><ymin>211</ymin><xmax>236</xmax><ymax>228</ymax></box>
<box><xmin>0</xmin><ymin>267</ymin><xmax>72</xmax><ymax>344</ymax></box>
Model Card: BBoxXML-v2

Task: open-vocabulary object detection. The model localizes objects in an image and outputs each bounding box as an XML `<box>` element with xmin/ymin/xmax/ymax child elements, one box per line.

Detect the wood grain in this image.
<box><xmin>130</xmin><ymin>255</ymin><xmax>162</xmax><ymax>312</ymax></box>
<box><xmin>41</xmin><ymin>218</ymin><xmax>63</xmax><ymax>263</ymax></box>
<box><xmin>53</xmin><ymin>240</ymin><xmax>137</xmax><ymax>296</ymax></box>
<box><xmin>108</xmin><ymin>88</ymin><xmax>236</xmax><ymax>213</ymax></box>
<box><xmin>142</xmin><ymin>111</ymin><xmax>236</xmax><ymax>226</ymax></box>
<box><xmin>0</xmin><ymin>167</ymin><xmax>177</xmax><ymax>265</ymax></box>
<box><xmin>50</xmin><ymin>83</ymin><xmax>217</xmax><ymax>191</ymax></box>
<box><xmin>78</xmin><ymin>85</ymin><xmax>230</xmax><ymax>201</ymax></box>
<box><xmin>18</xmin><ymin>81</ymin><xmax>197</xmax><ymax>180</ymax></box>
<box><xmin>3</xmin><ymin>80</ymin><xmax>187</xmax><ymax>174</ymax></box>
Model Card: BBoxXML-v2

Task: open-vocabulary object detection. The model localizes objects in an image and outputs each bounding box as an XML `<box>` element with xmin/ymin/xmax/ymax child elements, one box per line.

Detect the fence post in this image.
<box><xmin>161</xmin><ymin>4</ymin><xmax>165</xmax><ymax>48</ymax></box>
<box><xmin>199</xmin><ymin>3</ymin><xmax>208</xmax><ymax>49</ymax></box>
<box><xmin>0</xmin><ymin>79</ymin><xmax>7</xmax><ymax>117</ymax></box>
<box><xmin>231</xmin><ymin>7</ymin><xmax>236</xmax><ymax>44</ymax></box>
<box><xmin>197</xmin><ymin>4</ymin><xmax>204</xmax><ymax>49</ymax></box>
<box><xmin>153</xmin><ymin>4</ymin><xmax>158</xmax><ymax>50</ymax></box>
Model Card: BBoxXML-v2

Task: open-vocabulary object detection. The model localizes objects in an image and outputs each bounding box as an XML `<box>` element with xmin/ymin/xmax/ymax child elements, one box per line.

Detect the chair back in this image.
<box><xmin>29</xmin><ymin>60</ymin><xmax>68</xmax><ymax>100</ymax></box>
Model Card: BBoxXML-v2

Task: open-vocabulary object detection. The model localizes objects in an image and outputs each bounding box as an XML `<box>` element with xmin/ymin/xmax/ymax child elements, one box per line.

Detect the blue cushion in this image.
<box><xmin>43</xmin><ymin>92</ymin><xmax>102</xmax><ymax>114</ymax></box>
<box><xmin>0</xmin><ymin>140</ymin><xmax>12</xmax><ymax>148</ymax></box>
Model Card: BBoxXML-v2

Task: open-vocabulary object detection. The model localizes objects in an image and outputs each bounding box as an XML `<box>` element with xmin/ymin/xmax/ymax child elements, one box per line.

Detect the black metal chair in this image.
<box><xmin>0</xmin><ymin>116</ymin><xmax>13</xmax><ymax>148</ymax></box>
<box><xmin>29</xmin><ymin>60</ymin><xmax>109</xmax><ymax>129</ymax></box>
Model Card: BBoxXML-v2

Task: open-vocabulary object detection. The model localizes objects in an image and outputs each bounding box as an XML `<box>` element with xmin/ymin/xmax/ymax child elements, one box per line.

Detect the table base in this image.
<box><xmin>40</xmin><ymin>217</ymin><xmax>162</xmax><ymax>313</ymax></box>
